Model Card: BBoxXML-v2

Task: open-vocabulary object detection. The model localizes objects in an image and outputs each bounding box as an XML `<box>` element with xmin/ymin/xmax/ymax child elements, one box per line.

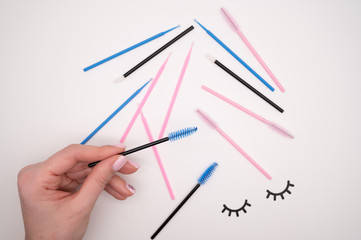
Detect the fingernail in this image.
<box><xmin>126</xmin><ymin>183</ymin><xmax>136</xmax><ymax>194</ymax></box>
<box><xmin>112</xmin><ymin>156</ymin><xmax>127</xmax><ymax>171</ymax></box>
<box><xmin>113</xmin><ymin>143</ymin><xmax>126</xmax><ymax>148</ymax></box>
<box><xmin>128</xmin><ymin>160</ymin><xmax>140</xmax><ymax>169</ymax></box>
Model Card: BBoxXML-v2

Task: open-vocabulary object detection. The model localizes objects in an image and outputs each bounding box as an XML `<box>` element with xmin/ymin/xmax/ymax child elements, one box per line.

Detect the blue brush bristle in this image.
<box><xmin>198</xmin><ymin>162</ymin><xmax>218</xmax><ymax>185</ymax></box>
<box><xmin>168</xmin><ymin>127</ymin><xmax>197</xmax><ymax>142</ymax></box>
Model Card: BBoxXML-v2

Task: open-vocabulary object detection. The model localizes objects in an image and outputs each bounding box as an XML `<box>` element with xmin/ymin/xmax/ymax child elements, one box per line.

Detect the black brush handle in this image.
<box><xmin>151</xmin><ymin>183</ymin><xmax>201</xmax><ymax>239</ymax></box>
<box><xmin>88</xmin><ymin>137</ymin><xmax>169</xmax><ymax>168</ymax></box>
<box><xmin>123</xmin><ymin>25</ymin><xmax>194</xmax><ymax>78</ymax></box>
<box><xmin>214</xmin><ymin>60</ymin><xmax>284</xmax><ymax>113</ymax></box>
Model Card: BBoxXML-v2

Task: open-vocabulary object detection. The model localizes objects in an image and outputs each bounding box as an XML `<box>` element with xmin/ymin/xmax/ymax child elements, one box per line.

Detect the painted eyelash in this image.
<box><xmin>266</xmin><ymin>180</ymin><xmax>295</xmax><ymax>201</ymax></box>
<box><xmin>222</xmin><ymin>200</ymin><xmax>251</xmax><ymax>217</ymax></box>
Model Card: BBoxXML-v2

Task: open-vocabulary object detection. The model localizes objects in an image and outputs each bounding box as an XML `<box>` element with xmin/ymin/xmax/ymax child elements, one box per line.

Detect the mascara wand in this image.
<box><xmin>151</xmin><ymin>162</ymin><xmax>218</xmax><ymax>239</ymax></box>
<box><xmin>196</xmin><ymin>109</ymin><xmax>272</xmax><ymax>180</ymax></box>
<box><xmin>220</xmin><ymin>8</ymin><xmax>285</xmax><ymax>92</ymax></box>
<box><xmin>88</xmin><ymin>127</ymin><xmax>197</xmax><ymax>168</ymax></box>
<box><xmin>202</xmin><ymin>85</ymin><xmax>293</xmax><ymax>138</ymax></box>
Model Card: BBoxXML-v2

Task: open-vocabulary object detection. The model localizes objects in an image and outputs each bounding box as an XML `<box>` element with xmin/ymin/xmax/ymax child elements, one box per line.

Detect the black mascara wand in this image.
<box><xmin>88</xmin><ymin>127</ymin><xmax>197</xmax><ymax>168</ymax></box>
<box><xmin>205</xmin><ymin>53</ymin><xmax>284</xmax><ymax>113</ymax></box>
<box><xmin>151</xmin><ymin>162</ymin><xmax>218</xmax><ymax>239</ymax></box>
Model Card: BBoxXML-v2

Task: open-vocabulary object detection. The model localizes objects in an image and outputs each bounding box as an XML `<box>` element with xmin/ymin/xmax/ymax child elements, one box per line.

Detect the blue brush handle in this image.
<box><xmin>83</xmin><ymin>25</ymin><xmax>180</xmax><ymax>72</ymax></box>
<box><xmin>80</xmin><ymin>79</ymin><xmax>151</xmax><ymax>144</ymax></box>
<box><xmin>194</xmin><ymin>20</ymin><xmax>274</xmax><ymax>92</ymax></box>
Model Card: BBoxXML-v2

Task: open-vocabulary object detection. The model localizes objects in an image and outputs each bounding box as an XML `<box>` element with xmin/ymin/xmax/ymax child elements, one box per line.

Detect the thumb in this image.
<box><xmin>76</xmin><ymin>155</ymin><xmax>127</xmax><ymax>208</ymax></box>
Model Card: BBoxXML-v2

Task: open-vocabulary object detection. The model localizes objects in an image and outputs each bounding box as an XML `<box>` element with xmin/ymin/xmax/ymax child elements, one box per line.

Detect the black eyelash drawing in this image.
<box><xmin>266</xmin><ymin>180</ymin><xmax>295</xmax><ymax>201</ymax></box>
<box><xmin>222</xmin><ymin>199</ymin><xmax>251</xmax><ymax>217</ymax></box>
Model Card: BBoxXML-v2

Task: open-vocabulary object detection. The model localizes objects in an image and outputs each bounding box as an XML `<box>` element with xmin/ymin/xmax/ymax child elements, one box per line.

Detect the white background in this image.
<box><xmin>1</xmin><ymin>0</ymin><xmax>361</xmax><ymax>239</ymax></box>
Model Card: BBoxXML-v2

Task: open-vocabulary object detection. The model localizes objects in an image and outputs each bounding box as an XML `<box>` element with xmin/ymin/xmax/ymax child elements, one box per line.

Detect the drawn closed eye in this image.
<box><xmin>222</xmin><ymin>199</ymin><xmax>251</xmax><ymax>217</ymax></box>
<box><xmin>266</xmin><ymin>180</ymin><xmax>295</xmax><ymax>201</ymax></box>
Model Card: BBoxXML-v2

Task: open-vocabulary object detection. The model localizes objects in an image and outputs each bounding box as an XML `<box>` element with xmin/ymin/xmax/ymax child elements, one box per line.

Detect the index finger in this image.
<box><xmin>43</xmin><ymin>144</ymin><xmax>125</xmax><ymax>175</ymax></box>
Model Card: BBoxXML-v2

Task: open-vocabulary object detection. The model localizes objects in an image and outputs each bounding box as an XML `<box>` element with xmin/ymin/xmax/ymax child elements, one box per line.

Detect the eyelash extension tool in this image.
<box><xmin>83</xmin><ymin>25</ymin><xmax>179</xmax><ymax>72</ymax></box>
<box><xmin>196</xmin><ymin>109</ymin><xmax>271</xmax><ymax>180</ymax></box>
<box><xmin>158</xmin><ymin>42</ymin><xmax>194</xmax><ymax>139</ymax></box>
<box><xmin>220</xmin><ymin>7</ymin><xmax>285</xmax><ymax>92</ymax></box>
<box><xmin>80</xmin><ymin>79</ymin><xmax>151</xmax><ymax>145</ymax></box>
<box><xmin>119</xmin><ymin>53</ymin><xmax>171</xmax><ymax>143</ymax></box>
<box><xmin>202</xmin><ymin>85</ymin><xmax>293</xmax><ymax>138</ymax></box>
<box><xmin>194</xmin><ymin>19</ymin><xmax>274</xmax><ymax>91</ymax></box>
<box><xmin>151</xmin><ymin>162</ymin><xmax>218</xmax><ymax>239</ymax></box>
<box><xmin>115</xmin><ymin>26</ymin><xmax>194</xmax><ymax>82</ymax></box>
<box><xmin>88</xmin><ymin>126</ymin><xmax>197</xmax><ymax>168</ymax></box>
<box><xmin>205</xmin><ymin>53</ymin><xmax>283</xmax><ymax>113</ymax></box>
<box><xmin>140</xmin><ymin>110</ymin><xmax>175</xmax><ymax>200</ymax></box>
<box><xmin>138</xmin><ymin>43</ymin><xmax>194</xmax><ymax>200</ymax></box>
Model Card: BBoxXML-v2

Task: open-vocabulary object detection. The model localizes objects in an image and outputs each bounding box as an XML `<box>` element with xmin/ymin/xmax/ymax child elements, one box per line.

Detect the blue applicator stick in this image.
<box><xmin>83</xmin><ymin>25</ymin><xmax>180</xmax><ymax>72</ymax></box>
<box><xmin>80</xmin><ymin>79</ymin><xmax>151</xmax><ymax>144</ymax></box>
<box><xmin>194</xmin><ymin>19</ymin><xmax>274</xmax><ymax>91</ymax></box>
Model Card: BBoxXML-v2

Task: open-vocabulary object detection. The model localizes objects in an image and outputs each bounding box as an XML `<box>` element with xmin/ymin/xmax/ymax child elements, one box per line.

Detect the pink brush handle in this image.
<box><xmin>202</xmin><ymin>86</ymin><xmax>294</xmax><ymax>139</ymax></box>
<box><xmin>201</xmin><ymin>85</ymin><xmax>269</xmax><ymax>125</ymax></box>
<box><xmin>235</xmin><ymin>30</ymin><xmax>285</xmax><ymax>92</ymax></box>
<box><xmin>140</xmin><ymin>111</ymin><xmax>175</xmax><ymax>200</ymax></box>
<box><xmin>221</xmin><ymin>7</ymin><xmax>285</xmax><ymax>92</ymax></box>
<box><xmin>119</xmin><ymin>53</ymin><xmax>171</xmax><ymax>143</ymax></box>
<box><xmin>216</xmin><ymin>127</ymin><xmax>272</xmax><ymax>180</ymax></box>
<box><xmin>158</xmin><ymin>43</ymin><xmax>194</xmax><ymax>139</ymax></box>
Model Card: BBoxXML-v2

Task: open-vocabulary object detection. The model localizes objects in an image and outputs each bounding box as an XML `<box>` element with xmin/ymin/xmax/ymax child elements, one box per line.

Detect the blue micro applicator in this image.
<box><xmin>194</xmin><ymin>19</ymin><xmax>274</xmax><ymax>91</ymax></box>
<box><xmin>80</xmin><ymin>79</ymin><xmax>151</xmax><ymax>144</ymax></box>
<box><xmin>83</xmin><ymin>25</ymin><xmax>179</xmax><ymax>71</ymax></box>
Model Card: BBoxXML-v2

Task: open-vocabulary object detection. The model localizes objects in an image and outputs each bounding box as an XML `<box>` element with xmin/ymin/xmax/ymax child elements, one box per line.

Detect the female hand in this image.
<box><xmin>17</xmin><ymin>144</ymin><xmax>139</xmax><ymax>240</ymax></box>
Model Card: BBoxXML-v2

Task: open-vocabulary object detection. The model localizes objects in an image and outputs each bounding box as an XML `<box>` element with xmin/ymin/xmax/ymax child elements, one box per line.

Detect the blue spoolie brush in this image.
<box><xmin>194</xmin><ymin>19</ymin><xmax>274</xmax><ymax>91</ymax></box>
<box><xmin>88</xmin><ymin>127</ymin><xmax>198</xmax><ymax>167</ymax></box>
<box><xmin>151</xmin><ymin>162</ymin><xmax>218</xmax><ymax>239</ymax></box>
<box><xmin>83</xmin><ymin>25</ymin><xmax>180</xmax><ymax>72</ymax></box>
<box><xmin>80</xmin><ymin>79</ymin><xmax>152</xmax><ymax>145</ymax></box>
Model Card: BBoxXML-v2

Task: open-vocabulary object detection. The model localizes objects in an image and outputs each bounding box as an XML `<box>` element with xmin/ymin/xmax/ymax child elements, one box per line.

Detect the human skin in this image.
<box><xmin>17</xmin><ymin>144</ymin><xmax>139</xmax><ymax>240</ymax></box>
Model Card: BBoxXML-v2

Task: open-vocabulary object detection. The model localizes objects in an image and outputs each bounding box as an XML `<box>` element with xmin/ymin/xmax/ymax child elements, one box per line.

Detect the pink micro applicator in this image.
<box><xmin>220</xmin><ymin>7</ymin><xmax>286</xmax><ymax>92</ymax></box>
<box><xmin>158</xmin><ymin>42</ymin><xmax>194</xmax><ymax>139</ymax></box>
<box><xmin>139</xmin><ymin>43</ymin><xmax>194</xmax><ymax>200</ymax></box>
<box><xmin>119</xmin><ymin>53</ymin><xmax>171</xmax><ymax>143</ymax></box>
<box><xmin>196</xmin><ymin>108</ymin><xmax>272</xmax><ymax>180</ymax></box>
<box><xmin>202</xmin><ymin>85</ymin><xmax>294</xmax><ymax>139</ymax></box>
<box><xmin>140</xmin><ymin>110</ymin><xmax>175</xmax><ymax>200</ymax></box>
